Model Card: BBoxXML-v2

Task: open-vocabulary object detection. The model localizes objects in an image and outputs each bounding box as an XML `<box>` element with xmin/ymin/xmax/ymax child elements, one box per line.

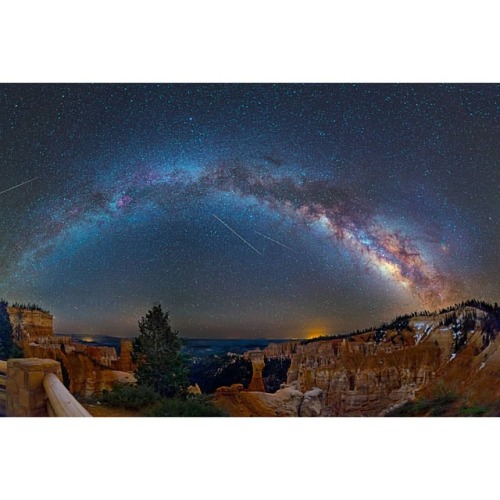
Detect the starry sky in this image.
<box><xmin>0</xmin><ymin>84</ymin><xmax>498</xmax><ymax>338</ymax></box>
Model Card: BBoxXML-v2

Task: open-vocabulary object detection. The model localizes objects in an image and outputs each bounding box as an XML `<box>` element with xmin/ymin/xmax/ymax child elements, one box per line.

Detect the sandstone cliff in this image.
<box><xmin>22</xmin><ymin>340</ymin><xmax>135</xmax><ymax>396</ymax></box>
<box><xmin>7</xmin><ymin>301</ymin><xmax>137</xmax><ymax>397</ymax></box>
<box><xmin>249</xmin><ymin>303</ymin><xmax>500</xmax><ymax>416</ymax></box>
<box><xmin>7</xmin><ymin>307</ymin><xmax>54</xmax><ymax>339</ymax></box>
<box><xmin>6</xmin><ymin>305</ymin><xmax>137</xmax><ymax>396</ymax></box>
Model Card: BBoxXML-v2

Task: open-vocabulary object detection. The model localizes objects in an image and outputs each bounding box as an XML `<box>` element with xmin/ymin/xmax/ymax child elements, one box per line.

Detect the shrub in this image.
<box><xmin>459</xmin><ymin>405</ymin><xmax>490</xmax><ymax>417</ymax></box>
<box><xmin>101</xmin><ymin>383</ymin><xmax>161</xmax><ymax>410</ymax></box>
<box><xmin>386</xmin><ymin>385</ymin><xmax>459</xmax><ymax>417</ymax></box>
<box><xmin>142</xmin><ymin>395</ymin><xmax>227</xmax><ymax>417</ymax></box>
<box><xmin>386</xmin><ymin>401</ymin><xmax>420</xmax><ymax>417</ymax></box>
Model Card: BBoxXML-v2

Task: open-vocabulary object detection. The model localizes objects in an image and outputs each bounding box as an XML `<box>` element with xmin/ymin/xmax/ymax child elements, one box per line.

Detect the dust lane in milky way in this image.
<box><xmin>0</xmin><ymin>84</ymin><xmax>498</xmax><ymax>338</ymax></box>
<box><xmin>5</xmin><ymin>164</ymin><xmax>453</xmax><ymax>303</ymax></box>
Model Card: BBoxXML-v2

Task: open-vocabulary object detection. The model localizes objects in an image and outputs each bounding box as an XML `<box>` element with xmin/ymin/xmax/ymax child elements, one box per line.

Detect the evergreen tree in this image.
<box><xmin>132</xmin><ymin>304</ymin><xmax>189</xmax><ymax>397</ymax></box>
<box><xmin>0</xmin><ymin>300</ymin><xmax>13</xmax><ymax>360</ymax></box>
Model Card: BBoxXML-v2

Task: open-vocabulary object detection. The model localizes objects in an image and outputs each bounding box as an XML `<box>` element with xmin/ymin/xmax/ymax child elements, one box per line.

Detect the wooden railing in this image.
<box><xmin>2</xmin><ymin>358</ymin><xmax>92</xmax><ymax>417</ymax></box>
<box><xmin>43</xmin><ymin>372</ymin><xmax>91</xmax><ymax>417</ymax></box>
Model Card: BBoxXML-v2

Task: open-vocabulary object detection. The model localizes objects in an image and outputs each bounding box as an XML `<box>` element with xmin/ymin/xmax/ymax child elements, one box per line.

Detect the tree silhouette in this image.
<box><xmin>0</xmin><ymin>300</ymin><xmax>13</xmax><ymax>360</ymax></box>
<box><xmin>132</xmin><ymin>304</ymin><xmax>189</xmax><ymax>397</ymax></box>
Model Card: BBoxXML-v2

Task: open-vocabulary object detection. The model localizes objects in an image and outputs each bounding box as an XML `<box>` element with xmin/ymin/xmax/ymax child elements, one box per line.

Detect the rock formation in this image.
<box><xmin>7</xmin><ymin>307</ymin><xmax>54</xmax><ymax>340</ymax></box>
<box><xmin>244</xmin><ymin>349</ymin><xmax>266</xmax><ymax>392</ymax></box>
<box><xmin>274</xmin><ymin>330</ymin><xmax>443</xmax><ymax>416</ymax></box>
<box><xmin>5</xmin><ymin>306</ymin><xmax>137</xmax><ymax>397</ymax></box>
<box><xmin>299</xmin><ymin>388</ymin><xmax>323</xmax><ymax>417</ymax></box>
<box><xmin>22</xmin><ymin>340</ymin><xmax>136</xmax><ymax>396</ymax></box>
<box><xmin>187</xmin><ymin>383</ymin><xmax>202</xmax><ymax>395</ymax></box>
<box><xmin>212</xmin><ymin>382</ymin><xmax>323</xmax><ymax>417</ymax></box>
<box><xmin>233</xmin><ymin>303</ymin><xmax>500</xmax><ymax>416</ymax></box>
<box><xmin>115</xmin><ymin>339</ymin><xmax>135</xmax><ymax>372</ymax></box>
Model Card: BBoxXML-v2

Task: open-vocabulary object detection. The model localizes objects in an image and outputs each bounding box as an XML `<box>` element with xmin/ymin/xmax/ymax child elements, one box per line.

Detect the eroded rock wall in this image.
<box><xmin>22</xmin><ymin>340</ymin><xmax>135</xmax><ymax>396</ymax></box>
<box><xmin>259</xmin><ymin>308</ymin><xmax>499</xmax><ymax>416</ymax></box>
<box><xmin>7</xmin><ymin>307</ymin><xmax>54</xmax><ymax>339</ymax></box>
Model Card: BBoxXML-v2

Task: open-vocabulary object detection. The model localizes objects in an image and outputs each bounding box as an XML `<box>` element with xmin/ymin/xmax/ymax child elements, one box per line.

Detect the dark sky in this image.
<box><xmin>0</xmin><ymin>84</ymin><xmax>498</xmax><ymax>338</ymax></box>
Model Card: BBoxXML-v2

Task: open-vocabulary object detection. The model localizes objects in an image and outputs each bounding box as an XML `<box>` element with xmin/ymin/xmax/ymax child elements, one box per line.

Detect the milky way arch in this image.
<box><xmin>9</xmin><ymin>160</ymin><xmax>452</xmax><ymax>308</ymax></box>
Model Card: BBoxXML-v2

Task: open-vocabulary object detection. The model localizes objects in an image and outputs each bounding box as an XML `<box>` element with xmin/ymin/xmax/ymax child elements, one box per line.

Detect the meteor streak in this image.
<box><xmin>254</xmin><ymin>230</ymin><xmax>294</xmax><ymax>251</ymax></box>
<box><xmin>0</xmin><ymin>177</ymin><xmax>39</xmax><ymax>197</ymax></box>
<box><xmin>212</xmin><ymin>214</ymin><xmax>263</xmax><ymax>256</ymax></box>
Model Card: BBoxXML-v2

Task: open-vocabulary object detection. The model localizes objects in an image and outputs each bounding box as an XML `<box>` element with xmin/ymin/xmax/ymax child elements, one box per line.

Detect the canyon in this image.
<box><xmin>6</xmin><ymin>300</ymin><xmax>499</xmax><ymax>416</ymax></box>
<box><xmin>213</xmin><ymin>301</ymin><xmax>500</xmax><ymax>416</ymax></box>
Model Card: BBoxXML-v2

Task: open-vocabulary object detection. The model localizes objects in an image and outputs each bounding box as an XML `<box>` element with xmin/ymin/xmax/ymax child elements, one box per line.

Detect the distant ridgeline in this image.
<box><xmin>8</xmin><ymin>302</ymin><xmax>50</xmax><ymax>314</ymax></box>
<box><xmin>302</xmin><ymin>299</ymin><xmax>500</xmax><ymax>345</ymax></box>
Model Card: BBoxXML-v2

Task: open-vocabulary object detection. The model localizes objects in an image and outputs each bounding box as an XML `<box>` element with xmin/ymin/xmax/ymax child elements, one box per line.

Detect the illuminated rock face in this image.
<box><xmin>188</xmin><ymin>383</ymin><xmax>202</xmax><ymax>395</ymax></box>
<box><xmin>212</xmin><ymin>382</ymin><xmax>323</xmax><ymax>417</ymax></box>
<box><xmin>22</xmin><ymin>341</ymin><xmax>135</xmax><ymax>396</ymax></box>
<box><xmin>245</xmin><ymin>350</ymin><xmax>266</xmax><ymax>392</ymax></box>
<box><xmin>257</xmin><ymin>306</ymin><xmax>500</xmax><ymax>416</ymax></box>
<box><xmin>115</xmin><ymin>339</ymin><xmax>135</xmax><ymax>372</ymax></box>
<box><xmin>7</xmin><ymin>307</ymin><xmax>54</xmax><ymax>340</ymax></box>
<box><xmin>7</xmin><ymin>307</ymin><xmax>136</xmax><ymax>397</ymax></box>
<box><xmin>299</xmin><ymin>388</ymin><xmax>323</xmax><ymax>417</ymax></box>
<box><xmin>273</xmin><ymin>334</ymin><xmax>442</xmax><ymax>416</ymax></box>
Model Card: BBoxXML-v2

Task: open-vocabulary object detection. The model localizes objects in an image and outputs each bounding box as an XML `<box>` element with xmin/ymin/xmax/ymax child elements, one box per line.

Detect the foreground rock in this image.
<box><xmin>212</xmin><ymin>382</ymin><xmax>323</xmax><ymax>417</ymax></box>
<box><xmin>299</xmin><ymin>388</ymin><xmax>323</xmax><ymax>416</ymax></box>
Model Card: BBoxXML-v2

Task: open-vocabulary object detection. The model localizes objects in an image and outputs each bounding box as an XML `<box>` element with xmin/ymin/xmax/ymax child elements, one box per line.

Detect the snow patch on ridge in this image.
<box><xmin>412</xmin><ymin>321</ymin><xmax>435</xmax><ymax>344</ymax></box>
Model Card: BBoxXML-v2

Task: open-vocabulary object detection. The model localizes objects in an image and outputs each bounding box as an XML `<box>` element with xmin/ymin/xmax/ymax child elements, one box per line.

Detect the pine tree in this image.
<box><xmin>132</xmin><ymin>304</ymin><xmax>189</xmax><ymax>397</ymax></box>
<box><xmin>0</xmin><ymin>300</ymin><xmax>13</xmax><ymax>360</ymax></box>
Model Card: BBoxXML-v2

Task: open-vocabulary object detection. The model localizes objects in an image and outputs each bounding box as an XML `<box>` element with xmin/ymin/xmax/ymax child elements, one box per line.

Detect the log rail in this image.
<box><xmin>43</xmin><ymin>372</ymin><xmax>91</xmax><ymax>417</ymax></box>
<box><xmin>2</xmin><ymin>358</ymin><xmax>91</xmax><ymax>417</ymax></box>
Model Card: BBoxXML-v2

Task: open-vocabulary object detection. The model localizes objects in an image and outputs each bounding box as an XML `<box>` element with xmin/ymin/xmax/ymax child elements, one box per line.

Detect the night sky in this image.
<box><xmin>0</xmin><ymin>84</ymin><xmax>498</xmax><ymax>338</ymax></box>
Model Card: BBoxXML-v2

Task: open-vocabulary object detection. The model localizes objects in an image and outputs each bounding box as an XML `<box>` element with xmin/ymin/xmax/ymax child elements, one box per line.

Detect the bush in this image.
<box><xmin>101</xmin><ymin>383</ymin><xmax>161</xmax><ymax>410</ymax></box>
<box><xmin>459</xmin><ymin>405</ymin><xmax>490</xmax><ymax>417</ymax></box>
<box><xmin>386</xmin><ymin>398</ymin><xmax>451</xmax><ymax>417</ymax></box>
<box><xmin>142</xmin><ymin>396</ymin><xmax>227</xmax><ymax>417</ymax></box>
<box><xmin>386</xmin><ymin>401</ymin><xmax>420</xmax><ymax>417</ymax></box>
<box><xmin>428</xmin><ymin>399</ymin><xmax>453</xmax><ymax>416</ymax></box>
<box><xmin>386</xmin><ymin>385</ymin><xmax>459</xmax><ymax>417</ymax></box>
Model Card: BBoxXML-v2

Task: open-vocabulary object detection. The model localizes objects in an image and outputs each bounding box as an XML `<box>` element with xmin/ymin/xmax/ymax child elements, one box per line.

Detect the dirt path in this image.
<box><xmin>82</xmin><ymin>403</ymin><xmax>142</xmax><ymax>417</ymax></box>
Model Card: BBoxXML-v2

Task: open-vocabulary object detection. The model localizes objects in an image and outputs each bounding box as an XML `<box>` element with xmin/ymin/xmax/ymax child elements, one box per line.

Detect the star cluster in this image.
<box><xmin>0</xmin><ymin>84</ymin><xmax>498</xmax><ymax>338</ymax></box>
